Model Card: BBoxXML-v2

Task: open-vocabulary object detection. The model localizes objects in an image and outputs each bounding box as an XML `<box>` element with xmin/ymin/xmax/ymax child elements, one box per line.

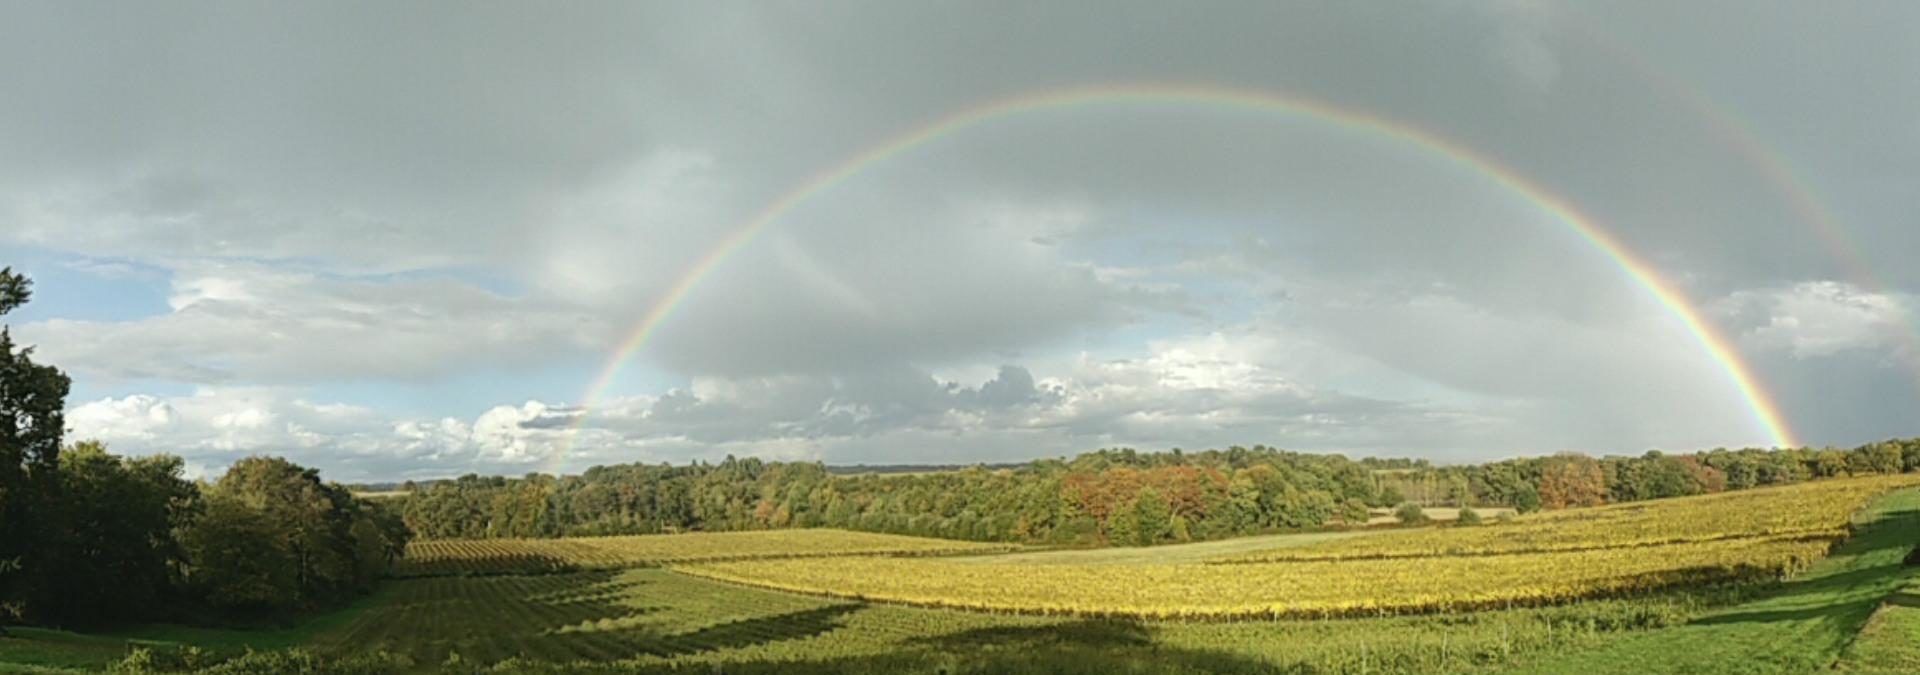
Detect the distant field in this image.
<box><xmin>1226</xmin><ymin>474</ymin><xmax>1920</xmax><ymax>563</ymax></box>
<box><xmin>945</xmin><ymin>530</ymin><xmax>1379</xmax><ymax>566</ymax></box>
<box><xmin>675</xmin><ymin>476</ymin><xmax>1920</xmax><ymax>620</ymax></box>
<box><xmin>680</xmin><ymin>535</ymin><xmax>1827</xmax><ymax>619</ymax></box>
<box><xmin>350</xmin><ymin>490</ymin><xmax>410</xmax><ymax>500</ymax></box>
<box><xmin>1364</xmin><ymin>505</ymin><xmax>1518</xmax><ymax>525</ymax></box>
<box><xmin>396</xmin><ymin>529</ymin><xmax>1021</xmax><ymax>577</ymax></box>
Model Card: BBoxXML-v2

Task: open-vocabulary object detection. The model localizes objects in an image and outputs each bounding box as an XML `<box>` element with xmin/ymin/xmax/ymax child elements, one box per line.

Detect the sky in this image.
<box><xmin>3</xmin><ymin>1</ymin><xmax>1917</xmax><ymax>481</ymax></box>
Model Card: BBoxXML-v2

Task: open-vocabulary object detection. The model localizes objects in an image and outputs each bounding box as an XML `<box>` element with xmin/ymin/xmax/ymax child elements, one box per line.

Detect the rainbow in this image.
<box><xmin>549</xmin><ymin>83</ymin><xmax>1798</xmax><ymax>475</ymax></box>
<box><xmin>1564</xmin><ymin>16</ymin><xmax>1920</xmax><ymax>396</ymax></box>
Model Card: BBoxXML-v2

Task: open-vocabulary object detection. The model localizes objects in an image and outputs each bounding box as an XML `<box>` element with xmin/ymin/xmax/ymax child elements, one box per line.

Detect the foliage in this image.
<box><xmin>1538</xmin><ymin>453</ymin><xmax>1608</xmax><ymax>510</ymax></box>
<box><xmin>394</xmin><ymin>430</ymin><xmax>1920</xmax><ymax>554</ymax></box>
<box><xmin>2</xmin><ymin>270</ymin><xmax>410</xmax><ymax>630</ymax></box>
<box><xmin>1394</xmin><ymin>503</ymin><xmax>1430</xmax><ymax>525</ymax></box>
<box><xmin>42</xmin><ymin>441</ymin><xmax>199</xmax><ymax>627</ymax></box>
<box><xmin>179</xmin><ymin>457</ymin><xmax>411</xmax><ymax>614</ymax></box>
<box><xmin>1457</xmin><ymin>507</ymin><xmax>1483</xmax><ymax>526</ymax></box>
<box><xmin>0</xmin><ymin>267</ymin><xmax>72</xmax><ymax>629</ymax></box>
<box><xmin>398</xmin><ymin>448</ymin><xmax>1401</xmax><ymax>546</ymax></box>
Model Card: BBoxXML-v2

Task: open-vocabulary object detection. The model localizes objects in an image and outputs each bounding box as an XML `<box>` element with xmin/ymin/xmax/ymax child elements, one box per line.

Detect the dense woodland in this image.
<box><xmin>397</xmin><ymin>440</ymin><xmax>1920</xmax><ymax>546</ymax></box>
<box><xmin>0</xmin><ymin>269</ymin><xmax>408</xmax><ymax>631</ymax></box>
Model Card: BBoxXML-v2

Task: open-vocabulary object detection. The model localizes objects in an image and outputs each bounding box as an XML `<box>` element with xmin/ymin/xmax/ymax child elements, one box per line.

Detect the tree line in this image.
<box><xmin>394</xmin><ymin>439</ymin><xmax>1920</xmax><ymax>547</ymax></box>
<box><xmin>0</xmin><ymin>269</ymin><xmax>409</xmax><ymax>631</ymax></box>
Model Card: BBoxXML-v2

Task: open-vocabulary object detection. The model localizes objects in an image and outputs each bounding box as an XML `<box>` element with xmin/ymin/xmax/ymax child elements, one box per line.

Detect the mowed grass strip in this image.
<box><xmin>1219</xmin><ymin>474</ymin><xmax>1920</xmax><ymax>563</ymax></box>
<box><xmin>675</xmin><ymin>535</ymin><xmax>1830</xmax><ymax>621</ymax></box>
<box><xmin>397</xmin><ymin>529</ymin><xmax>1021</xmax><ymax>577</ymax></box>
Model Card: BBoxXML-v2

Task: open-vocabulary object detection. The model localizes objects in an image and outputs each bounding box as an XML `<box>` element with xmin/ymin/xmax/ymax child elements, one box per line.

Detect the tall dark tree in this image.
<box><xmin>0</xmin><ymin>268</ymin><xmax>71</xmax><ymax>630</ymax></box>
<box><xmin>44</xmin><ymin>441</ymin><xmax>199</xmax><ymax>627</ymax></box>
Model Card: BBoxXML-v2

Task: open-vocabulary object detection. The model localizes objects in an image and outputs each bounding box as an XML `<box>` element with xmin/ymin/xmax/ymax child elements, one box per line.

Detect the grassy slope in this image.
<box><xmin>1831</xmin><ymin>576</ymin><xmax>1920</xmax><ymax>673</ymax></box>
<box><xmin>1504</xmin><ymin>487</ymin><xmax>1920</xmax><ymax>674</ymax></box>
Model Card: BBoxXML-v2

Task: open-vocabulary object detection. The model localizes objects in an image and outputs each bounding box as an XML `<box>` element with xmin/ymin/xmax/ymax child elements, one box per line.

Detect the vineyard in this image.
<box><xmin>396</xmin><ymin>529</ymin><xmax>1020</xmax><ymax>577</ymax></box>
<box><xmin>671</xmin><ymin>475</ymin><xmax>1919</xmax><ymax>621</ymax></box>
<box><xmin>1219</xmin><ymin>474</ymin><xmax>1920</xmax><ymax>563</ymax></box>
<box><xmin>296</xmin><ymin>567</ymin><xmax>1721</xmax><ymax>673</ymax></box>
<box><xmin>677</xmin><ymin>535</ymin><xmax>1829</xmax><ymax>620</ymax></box>
<box><xmin>9</xmin><ymin>480</ymin><xmax>1917</xmax><ymax>673</ymax></box>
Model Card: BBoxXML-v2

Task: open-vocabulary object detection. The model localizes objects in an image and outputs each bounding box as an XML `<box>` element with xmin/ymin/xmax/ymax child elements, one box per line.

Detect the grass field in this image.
<box><xmin>1833</xmin><ymin>578</ymin><xmax>1920</xmax><ymax>673</ymax></box>
<box><xmin>5</xmin><ymin>482</ymin><xmax>1918</xmax><ymax>673</ymax></box>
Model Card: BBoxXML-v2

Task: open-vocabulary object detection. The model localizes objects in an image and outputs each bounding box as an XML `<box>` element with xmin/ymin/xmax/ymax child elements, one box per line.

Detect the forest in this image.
<box><xmin>396</xmin><ymin>439</ymin><xmax>1920</xmax><ymax>546</ymax></box>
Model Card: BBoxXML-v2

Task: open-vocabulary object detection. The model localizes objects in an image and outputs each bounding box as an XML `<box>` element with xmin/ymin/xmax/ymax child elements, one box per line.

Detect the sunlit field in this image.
<box><xmin>6</xmin><ymin>479</ymin><xmax>1917</xmax><ymax>674</ymax></box>
<box><xmin>397</xmin><ymin>529</ymin><xmax>1021</xmax><ymax>577</ymax></box>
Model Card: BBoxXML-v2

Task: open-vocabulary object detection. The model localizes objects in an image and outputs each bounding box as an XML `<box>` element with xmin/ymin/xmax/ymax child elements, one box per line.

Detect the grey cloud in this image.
<box><xmin>20</xmin><ymin>262</ymin><xmax>611</xmax><ymax>384</ymax></box>
<box><xmin>12</xmin><ymin>1</ymin><xmax>1920</xmax><ymax>472</ymax></box>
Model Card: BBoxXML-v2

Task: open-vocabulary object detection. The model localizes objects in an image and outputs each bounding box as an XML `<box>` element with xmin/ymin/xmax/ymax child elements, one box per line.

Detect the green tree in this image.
<box><xmin>1456</xmin><ymin>507</ymin><xmax>1483</xmax><ymax>526</ymax></box>
<box><xmin>180</xmin><ymin>491</ymin><xmax>298</xmax><ymax>612</ymax></box>
<box><xmin>0</xmin><ymin>268</ymin><xmax>71</xmax><ymax>629</ymax></box>
<box><xmin>1338</xmin><ymin>498</ymin><xmax>1371</xmax><ymax>526</ymax></box>
<box><xmin>1394</xmin><ymin>502</ymin><xmax>1430</xmax><ymax>525</ymax></box>
<box><xmin>44</xmin><ymin>441</ymin><xmax>198</xmax><ymax>627</ymax></box>
<box><xmin>1131</xmin><ymin>488</ymin><xmax>1173</xmax><ymax>546</ymax></box>
<box><xmin>182</xmin><ymin>456</ymin><xmax>406</xmax><ymax>613</ymax></box>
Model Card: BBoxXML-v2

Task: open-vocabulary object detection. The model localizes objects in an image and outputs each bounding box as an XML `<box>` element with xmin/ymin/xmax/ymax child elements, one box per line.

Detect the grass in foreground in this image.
<box><xmin>1832</xmin><ymin>577</ymin><xmax>1920</xmax><ymax>673</ymax></box>
<box><xmin>1503</xmin><ymin>486</ymin><xmax>1920</xmax><ymax>674</ymax></box>
<box><xmin>297</xmin><ymin>570</ymin><xmax>1731</xmax><ymax>673</ymax></box>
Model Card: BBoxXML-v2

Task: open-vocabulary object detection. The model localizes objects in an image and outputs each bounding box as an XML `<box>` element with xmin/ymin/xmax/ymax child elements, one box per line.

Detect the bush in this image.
<box><xmin>1394</xmin><ymin>503</ymin><xmax>1430</xmax><ymax>526</ymax></box>
<box><xmin>1456</xmin><ymin>508</ymin><xmax>1483</xmax><ymax>526</ymax></box>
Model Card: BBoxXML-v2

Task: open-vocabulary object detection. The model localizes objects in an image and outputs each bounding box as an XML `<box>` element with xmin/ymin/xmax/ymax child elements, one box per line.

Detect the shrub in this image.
<box><xmin>1457</xmin><ymin>508</ymin><xmax>1483</xmax><ymax>526</ymax></box>
<box><xmin>1394</xmin><ymin>503</ymin><xmax>1430</xmax><ymax>526</ymax></box>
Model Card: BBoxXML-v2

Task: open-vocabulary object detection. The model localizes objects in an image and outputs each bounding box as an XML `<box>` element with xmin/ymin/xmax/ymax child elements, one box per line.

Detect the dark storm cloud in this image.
<box><xmin>8</xmin><ymin>1</ymin><xmax>1917</xmax><ymax>473</ymax></box>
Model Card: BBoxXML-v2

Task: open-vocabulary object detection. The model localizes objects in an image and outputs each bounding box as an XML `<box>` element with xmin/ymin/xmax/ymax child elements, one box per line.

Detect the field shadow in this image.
<box><xmin>637</xmin><ymin>604</ymin><xmax>863</xmax><ymax>657</ymax></box>
<box><xmin>395</xmin><ymin>552</ymin><xmax>583</xmax><ymax>578</ymax></box>
<box><xmin>911</xmin><ymin>618</ymin><xmax>1153</xmax><ymax>651</ymax></box>
<box><xmin>1684</xmin><ymin>503</ymin><xmax>1920</xmax><ymax>630</ymax></box>
<box><xmin>647</xmin><ymin>619</ymin><xmax>1291</xmax><ymax>675</ymax></box>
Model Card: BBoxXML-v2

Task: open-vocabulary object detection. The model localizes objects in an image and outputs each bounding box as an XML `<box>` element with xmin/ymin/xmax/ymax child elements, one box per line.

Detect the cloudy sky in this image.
<box><xmin>4</xmin><ymin>1</ymin><xmax>1917</xmax><ymax>481</ymax></box>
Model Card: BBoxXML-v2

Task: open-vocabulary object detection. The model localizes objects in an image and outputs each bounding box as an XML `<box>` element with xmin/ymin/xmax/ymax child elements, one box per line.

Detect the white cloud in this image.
<box><xmin>20</xmin><ymin>261</ymin><xmax>612</xmax><ymax>384</ymax></box>
<box><xmin>66</xmin><ymin>388</ymin><xmax>573</xmax><ymax>480</ymax></box>
<box><xmin>1724</xmin><ymin>281</ymin><xmax>1915</xmax><ymax>360</ymax></box>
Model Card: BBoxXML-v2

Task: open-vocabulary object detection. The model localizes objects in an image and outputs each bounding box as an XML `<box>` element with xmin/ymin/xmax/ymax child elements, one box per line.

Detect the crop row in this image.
<box><xmin>674</xmin><ymin>534</ymin><xmax>1833</xmax><ymax>621</ymax></box>
<box><xmin>395</xmin><ymin>529</ymin><xmax>1020</xmax><ymax>577</ymax></box>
